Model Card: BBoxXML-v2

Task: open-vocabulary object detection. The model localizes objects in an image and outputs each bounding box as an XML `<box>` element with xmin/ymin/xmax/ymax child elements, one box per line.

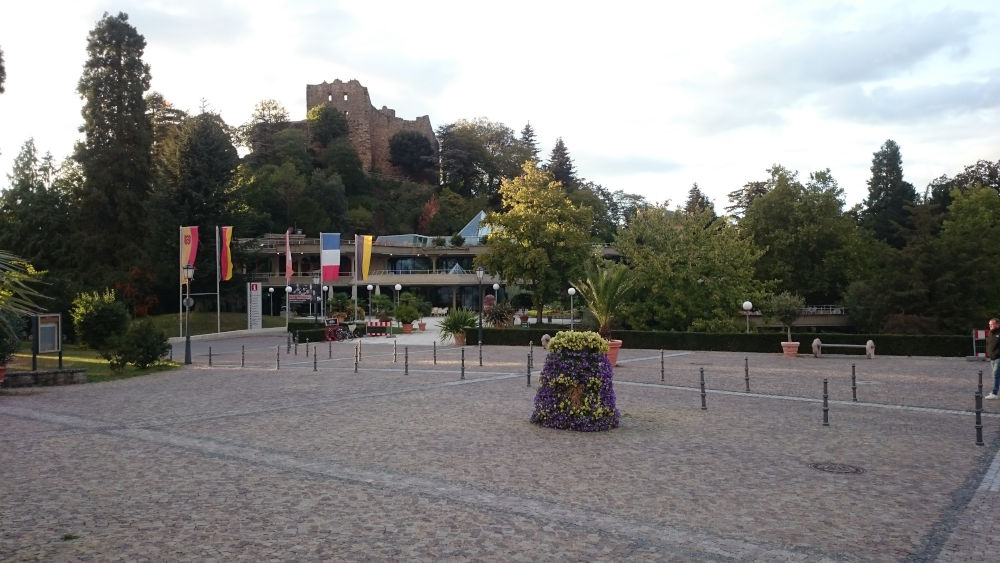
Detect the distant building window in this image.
<box><xmin>328</xmin><ymin>94</ymin><xmax>332</xmax><ymax>102</ymax></box>
<box><xmin>388</xmin><ymin>257</ymin><xmax>432</xmax><ymax>274</ymax></box>
<box><xmin>343</xmin><ymin>93</ymin><xmax>348</xmax><ymax>101</ymax></box>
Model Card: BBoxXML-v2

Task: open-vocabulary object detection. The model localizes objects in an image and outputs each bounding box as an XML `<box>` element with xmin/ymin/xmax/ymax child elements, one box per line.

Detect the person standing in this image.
<box><xmin>986</xmin><ymin>318</ymin><xmax>1000</xmax><ymax>399</ymax></box>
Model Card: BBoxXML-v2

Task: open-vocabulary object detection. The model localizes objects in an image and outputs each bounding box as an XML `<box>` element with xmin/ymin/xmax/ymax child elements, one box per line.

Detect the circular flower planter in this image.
<box><xmin>531</xmin><ymin>331</ymin><xmax>620</xmax><ymax>432</ymax></box>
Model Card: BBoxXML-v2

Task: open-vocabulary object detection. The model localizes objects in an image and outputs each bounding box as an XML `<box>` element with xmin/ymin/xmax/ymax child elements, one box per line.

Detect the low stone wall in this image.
<box><xmin>2</xmin><ymin>369</ymin><xmax>87</xmax><ymax>388</ymax></box>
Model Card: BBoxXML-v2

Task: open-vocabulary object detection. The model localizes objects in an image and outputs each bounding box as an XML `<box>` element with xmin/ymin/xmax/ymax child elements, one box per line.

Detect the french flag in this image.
<box><xmin>320</xmin><ymin>233</ymin><xmax>341</xmax><ymax>282</ymax></box>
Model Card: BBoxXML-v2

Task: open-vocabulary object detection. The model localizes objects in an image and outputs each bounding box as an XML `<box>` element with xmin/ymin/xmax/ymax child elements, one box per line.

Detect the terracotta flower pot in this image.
<box><xmin>402</xmin><ymin>323</ymin><xmax>413</xmax><ymax>334</ymax></box>
<box><xmin>606</xmin><ymin>339</ymin><xmax>623</xmax><ymax>366</ymax></box>
<box><xmin>781</xmin><ymin>341</ymin><xmax>800</xmax><ymax>357</ymax></box>
<box><xmin>417</xmin><ymin>322</ymin><xmax>427</xmax><ymax>331</ymax></box>
<box><xmin>453</xmin><ymin>333</ymin><xmax>467</xmax><ymax>346</ymax></box>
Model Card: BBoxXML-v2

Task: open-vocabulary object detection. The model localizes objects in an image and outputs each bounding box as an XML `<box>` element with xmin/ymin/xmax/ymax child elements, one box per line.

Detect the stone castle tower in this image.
<box><xmin>306</xmin><ymin>79</ymin><xmax>438</xmax><ymax>179</ymax></box>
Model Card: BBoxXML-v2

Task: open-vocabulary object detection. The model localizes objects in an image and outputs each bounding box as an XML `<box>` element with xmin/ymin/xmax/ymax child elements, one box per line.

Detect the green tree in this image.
<box><xmin>572</xmin><ymin>260</ymin><xmax>634</xmax><ymax>339</ymax></box>
<box><xmin>480</xmin><ymin>161</ymin><xmax>593</xmax><ymax>322</ymax></box>
<box><xmin>762</xmin><ymin>291</ymin><xmax>805</xmax><ymax>342</ymax></box>
<box><xmin>389</xmin><ymin>130</ymin><xmax>435</xmax><ymax>180</ymax></box>
<box><xmin>0</xmin><ymin>45</ymin><xmax>6</xmax><ymax>93</ymax></box>
<box><xmin>241</xmin><ymin>99</ymin><xmax>289</xmax><ymax>167</ymax></box>
<box><xmin>519</xmin><ymin>122</ymin><xmax>539</xmax><ymax>161</ymax></box>
<box><xmin>614</xmin><ymin>205</ymin><xmax>766</xmax><ymax>331</ymax></box>
<box><xmin>174</xmin><ymin>112</ymin><xmax>239</xmax><ymax>226</ymax></box>
<box><xmin>306</xmin><ymin>103</ymin><xmax>348</xmax><ymax>148</ymax></box>
<box><xmin>71</xmin><ymin>289</ymin><xmax>130</xmax><ymax>350</ymax></box>
<box><xmin>741</xmin><ymin>167</ymin><xmax>860</xmax><ymax>303</ymax></box>
<box><xmin>74</xmin><ymin>12</ymin><xmax>153</xmax><ymax>288</ymax></box>
<box><xmin>726</xmin><ymin>180</ymin><xmax>769</xmax><ymax>217</ymax></box>
<box><xmin>861</xmin><ymin>139</ymin><xmax>916</xmax><ymax>248</ymax></box>
<box><xmin>684</xmin><ymin>182</ymin><xmax>715</xmax><ymax>217</ymax></box>
<box><xmin>545</xmin><ymin>137</ymin><xmax>577</xmax><ymax>191</ymax></box>
<box><xmin>437</xmin><ymin>118</ymin><xmax>528</xmax><ymax>203</ymax></box>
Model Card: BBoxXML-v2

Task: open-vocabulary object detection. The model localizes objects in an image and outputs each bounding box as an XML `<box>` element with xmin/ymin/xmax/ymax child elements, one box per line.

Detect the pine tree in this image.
<box><xmin>519</xmin><ymin>122</ymin><xmax>539</xmax><ymax>162</ymax></box>
<box><xmin>545</xmin><ymin>137</ymin><xmax>577</xmax><ymax>190</ymax></box>
<box><xmin>861</xmin><ymin>139</ymin><xmax>916</xmax><ymax>248</ymax></box>
<box><xmin>684</xmin><ymin>183</ymin><xmax>715</xmax><ymax>217</ymax></box>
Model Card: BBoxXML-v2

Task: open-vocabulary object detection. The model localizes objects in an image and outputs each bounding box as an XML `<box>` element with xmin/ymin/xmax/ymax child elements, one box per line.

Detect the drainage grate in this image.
<box><xmin>809</xmin><ymin>462</ymin><xmax>865</xmax><ymax>474</ymax></box>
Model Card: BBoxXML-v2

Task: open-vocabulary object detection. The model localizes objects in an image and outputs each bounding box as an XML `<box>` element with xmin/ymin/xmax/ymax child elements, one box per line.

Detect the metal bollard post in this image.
<box><xmin>976</xmin><ymin>391</ymin><xmax>985</xmax><ymax>446</ymax></box>
<box><xmin>479</xmin><ymin>342</ymin><xmax>483</xmax><ymax>367</ymax></box>
<box><xmin>823</xmin><ymin>378</ymin><xmax>830</xmax><ymax>427</ymax></box>
<box><xmin>393</xmin><ymin>340</ymin><xmax>397</xmax><ymax>363</ymax></box>
<box><xmin>329</xmin><ymin>340</ymin><xmax>332</xmax><ymax>359</ymax></box>
<box><xmin>241</xmin><ymin>345</ymin><xmax>245</xmax><ymax>368</ymax></box>
<box><xmin>527</xmin><ymin>353</ymin><xmax>531</xmax><ymax>387</ymax></box>
<box><xmin>405</xmin><ymin>347</ymin><xmax>409</xmax><ymax>376</ymax></box>
<box><xmin>209</xmin><ymin>347</ymin><xmax>212</xmax><ymax>367</ymax></box>
<box><xmin>357</xmin><ymin>341</ymin><xmax>362</xmax><ymax>363</ymax></box>
<box><xmin>354</xmin><ymin>357</ymin><xmax>358</xmax><ymax>373</ymax></box>
<box><xmin>700</xmin><ymin>367</ymin><xmax>707</xmax><ymax>410</ymax></box>
<box><xmin>276</xmin><ymin>346</ymin><xmax>280</xmax><ymax>370</ymax></box>
<box><xmin>979</xmin><ymin>369</ymin><xmax>984</xmax><ymax>397</ymax></box>
<box><xmin>287</xmin><ymin>333</ymin><xmax>291</xmax><ymax>354</ymax></box>
<box><xmin>313</xmin><ymin>348</ymin><xmax>317</xmax><ymax>372</ymax></box>
<box><xmin>294</xmin><ymin>341</ymin><xmax>298</xmax><ymax>356</ymax></box>
<box><xmin>433</xmin><ymin>341</ymin><xmax>437</xmax><ymax>365</ymax></box>
<box><xmin>529</xmin><ymin>341</ymin><xmax>534</xmax><ymax>370</ymax></box>
<box><xmin>660</xmin><ymin>349</ymin><xmax>665</xmax><ymax>382</ymax></box>
<box><xmin>461</xmin><ymin>348</ymin><xmax>466</xmax><ymax>380</ymax></box>
<box><xmin>851</xmin><ymin>363</ymin><xmax>858</xmax><ymax>402</ymax></box>
<box><xmin>306</xmin><ymin>340</ymin><xmax>309</xmax><ymax>357</ymax></box>
<box><xmin>169</xmin><ymin>347</ymin><xmax>173</xmax><ymax>362</ymax></box>
<box><xmin>744</xmin><ymin>356</ymin><xmax>750</xmax><ymax>393</ymax></box>
<box><xmin>59</xmin><ymin>350</ymin><xmax>64</xmax><ymax>369</ymax></box>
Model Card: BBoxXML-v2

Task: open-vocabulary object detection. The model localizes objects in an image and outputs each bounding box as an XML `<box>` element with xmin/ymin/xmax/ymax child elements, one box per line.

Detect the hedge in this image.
<box><xmin>478</xmin><ymin>328</ymin><xmax>971</xmax><ymax>357</ymax></box>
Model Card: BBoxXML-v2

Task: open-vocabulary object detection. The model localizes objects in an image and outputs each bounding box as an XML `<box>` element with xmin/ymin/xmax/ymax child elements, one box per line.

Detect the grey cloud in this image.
<box><xmin>118</xmin><ymin>2</ymin><xmax>253</xmax><ymax>48</ymax></box>
<box><xmin>581</xmin><ymin>154</ymin><xmax>681</xmax><ymax>177</ymax></box>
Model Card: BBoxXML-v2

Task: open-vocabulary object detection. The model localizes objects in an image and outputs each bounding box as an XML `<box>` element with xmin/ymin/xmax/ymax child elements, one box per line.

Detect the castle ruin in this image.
<box><xmin>306</xmin><ymin>79</ymin><xmax>438</xmax><ymax>180</ymax></box>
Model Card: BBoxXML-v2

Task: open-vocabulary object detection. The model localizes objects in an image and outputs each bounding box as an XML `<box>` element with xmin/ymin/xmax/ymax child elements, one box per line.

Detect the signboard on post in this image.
<box><xmin>34</xmin><ymin>313</ymin><xmax>62</xmax><ymax>353</ymax></box>
<box><xmin>247</xmin><ymin>282</ymin><xmax>262</xmax><ymax>330</ymax></box>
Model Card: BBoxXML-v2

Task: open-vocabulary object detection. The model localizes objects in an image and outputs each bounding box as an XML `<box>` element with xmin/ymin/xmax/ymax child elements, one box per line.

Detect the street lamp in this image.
<box><xmin>476</xmin><ymin>266</ymin><xmax>485</xmax><ymax>345</ymax></box>
<box><xmin>322</xmin><ymin>285</ymin><xmax>329</xmax><ymax>320</ymax></box>
<box><xmin>394</xmin><ymin>283</ymin><xmax>402</xmax><ymax>327</ymax></box>
<box><xmin>312</xmin><ymin>273</ymin><xmax>321</xmax><ymax>325</ymax></box>
<box><xmin>493</xmin><ymin>283</ymin><xmax>500</xmax><ymax>303</ymax></box>
<box><xmin>742</xmin><ymin>300</ymin><xmax>753</xmax><ymax>334</ymax></box>
<box><xmin>268</xmin><ymin>287</ymin><xmax>274</xmax><ymax>316</ymax></box>
<box><xmin>182</xmin><ymin>264</ymin><xmax>194</xmax><ymax>364</ymax></box>
<box><xmin>367</xmin><ymin>284</ymin><xmax>374</xmax><ymax>320</ymax></box>
<box><xmin>284</xmin><ymin>285</ymin><xmax>292</xmax><ymax>329</ymax></box>
<box><xmin>568</xmin><ymin>287</ymin><xmax>576</xmax><ymax>331</ymax></box>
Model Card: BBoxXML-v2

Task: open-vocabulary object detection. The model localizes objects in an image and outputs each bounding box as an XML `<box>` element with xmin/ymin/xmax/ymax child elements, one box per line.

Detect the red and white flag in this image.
<box><xmin>285</xmin><ymin>227</ymin><xmax>293</xmax><ymax>282</ymax></box>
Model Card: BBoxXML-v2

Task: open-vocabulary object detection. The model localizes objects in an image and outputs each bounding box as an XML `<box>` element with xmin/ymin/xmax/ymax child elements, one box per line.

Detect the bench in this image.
<box><xmin>812</xmin><ymin>338</ymin><xmax>875</xmax><ymax>359</ymax></box>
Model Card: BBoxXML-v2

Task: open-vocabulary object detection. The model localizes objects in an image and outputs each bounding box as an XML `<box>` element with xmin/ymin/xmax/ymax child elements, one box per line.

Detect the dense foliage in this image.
<box><xmin>531</xmin><ymin>330</ymin><xmax>619</xmax><ymax>432</ymax></box>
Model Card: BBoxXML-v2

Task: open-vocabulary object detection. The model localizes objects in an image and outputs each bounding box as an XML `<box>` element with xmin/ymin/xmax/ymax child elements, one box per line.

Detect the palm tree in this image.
<box><xmin>0</xmin><ymin>250</ymin><xmax>44</xmax><ymax>339</ymax></box>
<box><xmin>572</xmin><ymin>262</ymin><xmax>634</xmax><ymax>339</ymax></box>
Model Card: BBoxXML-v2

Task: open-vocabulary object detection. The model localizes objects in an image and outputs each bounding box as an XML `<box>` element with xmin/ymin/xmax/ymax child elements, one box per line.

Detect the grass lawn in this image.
<box><xmin>3</xmin><ymin>312</ymin><xmax>286</xmax><ymax>385</ymax></box>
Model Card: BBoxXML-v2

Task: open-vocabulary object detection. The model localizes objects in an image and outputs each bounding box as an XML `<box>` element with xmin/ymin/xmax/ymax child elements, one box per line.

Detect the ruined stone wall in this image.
<box><xmin>306</xmin><ymin>79</ymin><xmax>437</xmax><ymax>179</ymax></box>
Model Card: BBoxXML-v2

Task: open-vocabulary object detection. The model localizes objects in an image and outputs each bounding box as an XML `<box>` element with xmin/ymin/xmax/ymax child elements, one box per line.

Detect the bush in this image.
<box><xmin>101</xmin><ymin>319</ymin><xmax>169</xmax><ymax>372</ymax></box>
<box><xmin>71</xmin><ymin>289</ymin><xmax>130</xmax><ymax>350</ymax></box>
<box><xmin>484</xmin><ymin>302</ymin><xmax>514</xmax><ymax>327</ymax></box>
<box><xmin>0</xmin><ymin>308</ymin><xmax>26</xmax><ymax>365</ymax></box>
<box><xmin>395</xmin><ymin>304</ymin><xmax>420</xmax><ymax>324</ymax></box>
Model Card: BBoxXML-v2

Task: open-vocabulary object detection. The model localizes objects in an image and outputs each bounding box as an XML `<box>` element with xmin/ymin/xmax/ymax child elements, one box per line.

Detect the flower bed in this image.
<box><xmin>530</xmin><ymin>331</ymin><xmax>620</xmax><ymax>432</ymax></box>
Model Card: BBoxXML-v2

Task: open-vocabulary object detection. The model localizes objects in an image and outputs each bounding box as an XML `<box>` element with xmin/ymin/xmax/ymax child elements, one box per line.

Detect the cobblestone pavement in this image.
<box><xmin>2</xmin><ymin>336</ymin><xmax>999</xmax><ymax>561</ymax></box>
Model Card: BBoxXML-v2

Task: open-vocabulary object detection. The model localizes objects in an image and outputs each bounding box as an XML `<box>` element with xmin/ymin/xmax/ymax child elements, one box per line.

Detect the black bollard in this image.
<box><xmin>306</xmin><ymin>340</ymin><xmax>309</xmax><ymax>357</ymax></box>
<box><xmin>356</xmin><ymin>341</ymin><xmax>361</xmax><ymax>363</ymax></box>
<box><xmin>405</xmin><ymin>347</ymin><xmax>409</xmax><ymax>376</ymax></box>
<box><xmin>287</xmin><ymin>333</ymin><xmax>291</xmax><ymax>354</ymax></box>
<box><xmin>823</xmin><ymin>378</ymin><xmax>830</xmax><ymax>427</ymax></box>
<box><xmin>393</xmin><ymin>340</ymin><xmax>397</xmax><ymax>363</ymax></box>
<box><xmin>979</xmin><ymin>369</ymin><xmax>984</xmax><ymax>397</ymax></box>
<box><xmin>660</xmin><ymin>349</ymin><xmax>665</xmax><ymax>382</ymax></box>
<box><xmin>851</xmin><ymin>363</ymin><xmax>857</xmax><ymax>402</ymax></box>
<box><xmin>433</xmin><ymin>341</ymin><xmax>437</xmax><ymax>365</ymax></box>
<box><xmin>529</xmin><ymin>341</ymin><xmax>534</xmax><ymax>370</ymax></box>
<box><xmin>744</xmin><ymin>356</ymin><xmax>750</xmax><ymax>393</ymax></box>
<box><xmin>354</xmin><ymin>357</ymin><xmax>358</xmax><ymax>373</ymax></box>
<box><xmin>169</xmin><ymin>347</ymin><xmax>173</xmax><ymax>362</ymax></box>
<box><xmin>479</xmin><ymin>342</ymin><xmax>483</xmax><ymax>367</ymax></box>
<box><xmin>209</xmin><ymin>347</ymin><xmax>213</xmax><ymax>367</ymax></box>
<box><xmin>976</xmin><ymin>391</ymin><xmax>985</xmax><ymax>446</ymax></box>
<box><xmin>461</xmin><ymin>348</ymin><xmax>465</xmax><ymax>380</ymax></box>
<box><xmin>328</xmin><ymin>340</ymin><xmax>332</xmax><ymax>359</ymax></box>
<box><xmin>276</xmin><ymin>347</ymin><xmax>280</xmax><ymax>370</ymax></box>
<box><xmin>313</xmin><ymin>348</ymin><xmax>317</xmax><ymax>372</ymax></box>
<box><xmin>700</xmin><ymin>367</ymin><xmax>707</xmax><ymax>410</ymax></box>
<box><xmin>527</xmin><ymin>353</ymin><xmax>531</xmax><ymax>387</ymax></box>
<box><xmin>59</xmin><ymin>349</ymin><xmax>64</xmax><ymax>369</ymax></box>
<box><xmin>294</xmin><ymin>341</ymin><xmax>298</xmax><ymax>356</ymax></box>
<box><xmin>241</xmin><ymin>345</ymin><xmax>245</xmax><ymax>368</ymax></box>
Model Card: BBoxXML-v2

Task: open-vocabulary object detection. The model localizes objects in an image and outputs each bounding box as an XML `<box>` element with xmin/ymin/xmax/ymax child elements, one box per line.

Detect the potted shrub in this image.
<box><xmin>395</xmin><ymin>304</ymin><xmax>420</xmax><ymax>334</ymax></box>
<box><xmin>764</xmin><ymin>291</ymin><xmax>805</xmax><ymax>357</ymax></box>
<box><xmin>530</xmin><ymin>330</ymin><xmax>620</xmax><ymax>431</ymax></box>
<box><xmin>484</xmin><ymin>302</ymin><xmax>515</xmax><ymax>327</ymax></box>
<box><xmin>572</xmin><ymin>261</ymin><xmax>634</xmax><ymax>366</ymax></box>
<box><xmin>438</xmin><ymin>308</ymin><xmax>477</xmax><ymax>346</ymax></box>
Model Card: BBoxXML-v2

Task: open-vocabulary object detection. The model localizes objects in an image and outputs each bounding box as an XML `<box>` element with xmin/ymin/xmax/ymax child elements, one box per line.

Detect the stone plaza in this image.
<box><xmin>2</xmin><ymin>329</ymin><xmax>998</xmax><ymax>561</ymax></box>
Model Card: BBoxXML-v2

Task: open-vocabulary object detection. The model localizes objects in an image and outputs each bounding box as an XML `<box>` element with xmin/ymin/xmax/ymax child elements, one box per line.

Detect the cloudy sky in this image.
<box><xmin>1</xmin><ymin>0</ymin><xmax>998</xmax><ymax>211</ymax></box>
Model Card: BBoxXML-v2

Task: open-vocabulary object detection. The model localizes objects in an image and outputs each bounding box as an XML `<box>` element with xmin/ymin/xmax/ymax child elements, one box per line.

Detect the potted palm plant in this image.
<box><xmin>572</xmin><ymin>261</ymin><xmax>634</xmax><ymax>366</ymax></box>
<box><xmin>0</xmin><ymin>309</ymin><xmax>23</xmax><ymax>386</ymax></box>
<box><xmin>395</xmin><ymin>304</ymin><xmax>420</xmax><ymax>334</ymax></box>
<box><xmin>438</xmin><ymin>308</ymin><xmax>478</xmax><ymax>346</ymax></box>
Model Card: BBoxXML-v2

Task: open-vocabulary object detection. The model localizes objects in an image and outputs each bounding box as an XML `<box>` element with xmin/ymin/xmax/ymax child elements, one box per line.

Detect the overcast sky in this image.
<box><xmin>1</xmin><ymin>0</ymin><xmax>998</xmax><ymax>212</ymax></box>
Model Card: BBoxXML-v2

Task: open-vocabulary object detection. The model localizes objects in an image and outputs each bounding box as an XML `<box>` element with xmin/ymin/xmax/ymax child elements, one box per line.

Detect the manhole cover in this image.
<box><xmin>809</xmin><ymin>462</ymin><xmax>865</xmax><ymax>474</ymax></box>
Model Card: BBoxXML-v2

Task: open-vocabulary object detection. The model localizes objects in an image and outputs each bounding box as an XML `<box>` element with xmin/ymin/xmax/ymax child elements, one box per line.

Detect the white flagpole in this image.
<box><xmin>215</xmin><ymin>225</ymin><xmax>221</xmax><ymax>333</ymax></box>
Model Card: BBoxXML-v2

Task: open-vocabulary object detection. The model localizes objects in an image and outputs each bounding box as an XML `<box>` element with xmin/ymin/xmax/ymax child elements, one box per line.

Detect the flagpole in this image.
<box><xmin>215</xmin><ymin>226</ymin><xmax>221</xmax><ymax>333</ymax></box>
<box><xmin>179</xmin><ymin>226</ymin><xmax>184</xmax><ymax>338</ymax></box>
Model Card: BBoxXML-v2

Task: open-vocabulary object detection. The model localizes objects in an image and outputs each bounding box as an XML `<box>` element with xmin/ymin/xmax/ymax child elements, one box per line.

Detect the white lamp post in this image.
<box><xmin>322</xmin><ymin>285</ymin><xmax>329</xmax><ymax>320</ymax></box>
<box><xmin>568</xmin><ymin>287</ymin><xmax>576</xmax><ymax>331</ymax></box>
<box><xmin>367</xmin><ymin>284</ymin><xmax>374</xmax><ymax>320</ymax></box>
<box><xmin>493</xmin><ymin>283</ymin><xmax>500</xmax><ymax>300</ymax></box>
<box><xmin>311</xmin><ymin>273</ymin><xmax>321</xmax><ymax>324</ymax></box>
<box><xmin>182</xmin><ymin>264</ymin><xmax>195</xmax><ymax>364</ymax></box>
<box><xmin>743</xmin><ymin>300</ymin><xmax>753</xmax><ymax>334</ymax></box>
<box><xmin>394</xmin><ymin>283</ymin><xmax>402</xmax><ymax>327</ymax></box>
<box><xmin>284</xmin><ymin>285</ymin><xmax>292</xmax><ymax>329</ymax></box>
<box><xmin>268</xmin><ymin>287</ymin><xmax>274</xmax><ymax>316</ymax></box>
<box><xmin>476</xmin><ymin>266</ymin><xmax>485</xmax><ymax>345</ymax></box>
